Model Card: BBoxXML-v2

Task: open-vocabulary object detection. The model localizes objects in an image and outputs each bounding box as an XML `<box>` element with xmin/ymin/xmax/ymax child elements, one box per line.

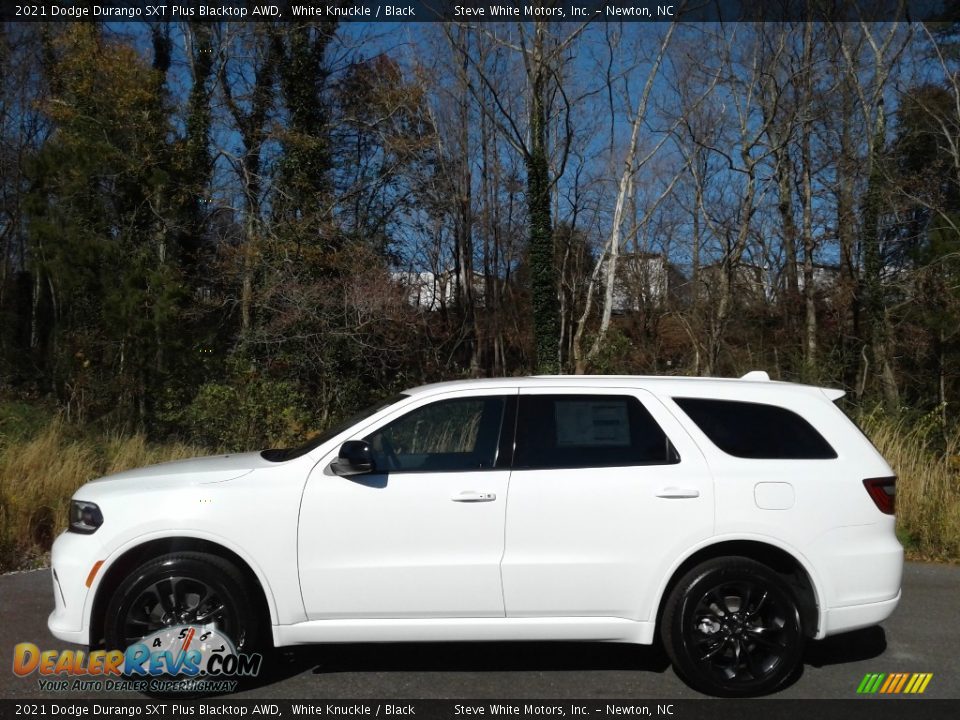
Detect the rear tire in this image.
<box><xmin>660</xmin><ymin>557</ymin><xmax>804</xmax><ymax>696</ymax></box>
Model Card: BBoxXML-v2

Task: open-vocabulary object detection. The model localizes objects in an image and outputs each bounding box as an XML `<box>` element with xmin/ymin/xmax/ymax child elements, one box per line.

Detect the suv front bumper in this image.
<box><xmin>47</xmin><ymin>530</ymin><xmax>100</xmax><ymax>646</ymax></box>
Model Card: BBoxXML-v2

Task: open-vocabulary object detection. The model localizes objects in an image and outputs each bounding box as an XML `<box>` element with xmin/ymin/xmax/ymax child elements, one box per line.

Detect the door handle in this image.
<box><xmin>451</xmin><ymin>491</ymin><xmax>496</xmax><ymax>502</ymax></box>
<box><xmin>656</xmin><ymin>487</ymin><xmax>700</xmax><ymax>499</ymax></box>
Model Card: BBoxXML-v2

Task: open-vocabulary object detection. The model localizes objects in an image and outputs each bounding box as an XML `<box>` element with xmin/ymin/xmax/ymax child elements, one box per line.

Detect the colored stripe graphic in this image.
<box><xmin>893</xmin><ymin>673</ymin><xmax>910</xmax><ymax>693</ymax></box>
<box><xmin>857</xmin><ymin>672</ymin><xmax>932</xmax><ymax>694</ymax></box>
<box><xmin>857</xmin><ymin>673</ymin><xmax>884</xmax><ymax>693</ymax></box>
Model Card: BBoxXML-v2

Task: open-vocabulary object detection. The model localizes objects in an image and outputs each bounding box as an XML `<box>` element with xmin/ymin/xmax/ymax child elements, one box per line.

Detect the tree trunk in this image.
<box><xmin>773</xmin><ymin>143</ymin><xmax>801</xmax><ymax>337</ymax></box>
<box><xmin>800</xmin><ymin>21</ymin><xmax>818</xmax><ymax>382</ymax></box>
<box><xmin>837</xmin><ymin>80</ymin><xmax>861</xmax><ymax>393</ymax></box>
<box><xmin>527</xmin><ymin>21</ymin><xmax>559</xmax><ymax>374</ymax></box>
<box><xmin>860</xmin><ymin>116</ymin><xmax>900</xmax><ymax>408</ymax></box>
<box><xmin>453</xmin><ymin>30</ymin><xmax>480</xmax><ymax>376</ymax></box>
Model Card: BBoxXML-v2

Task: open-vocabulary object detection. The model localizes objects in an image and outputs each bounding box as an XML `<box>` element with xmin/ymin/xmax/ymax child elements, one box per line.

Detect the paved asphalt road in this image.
<box><xmin>1</xmin><ymin>562</ymin><xmax>957</xmax><ymax>700</ymax></box>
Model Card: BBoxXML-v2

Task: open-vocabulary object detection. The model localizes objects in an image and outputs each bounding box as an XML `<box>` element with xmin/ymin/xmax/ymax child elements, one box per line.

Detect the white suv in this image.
<box><xmin>49</xmin><ymin>373</ymin><xmax>902</xmax><ymax>696</ymax></box>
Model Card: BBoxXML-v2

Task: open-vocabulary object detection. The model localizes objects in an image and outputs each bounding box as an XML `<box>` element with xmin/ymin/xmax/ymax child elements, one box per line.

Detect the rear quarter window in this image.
<box><xmin>673</xmin><ymin>397</ymin><xmax>837</xmax><ymax>460</ymax></box>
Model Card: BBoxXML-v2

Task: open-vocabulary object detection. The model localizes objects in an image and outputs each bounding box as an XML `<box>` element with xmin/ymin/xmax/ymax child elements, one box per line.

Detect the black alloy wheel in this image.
<box><xmin>104</xmin><ymin>551</ymin><xmax>260</xmax><ymax>654</ymax></box>
<box><xmin>661</xmin><ymin>557</ymin><xmax>805</xmax><ymax>696</ymax></box>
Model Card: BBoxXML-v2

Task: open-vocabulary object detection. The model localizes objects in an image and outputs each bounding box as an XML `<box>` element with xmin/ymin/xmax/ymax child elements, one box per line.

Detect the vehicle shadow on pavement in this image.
<box><xmin>225</xmin><ymin>629</ymin><xmax>884</xmax><ymax>696</ymax></box>
<box><xmin>228</xmin><ymin>641</ymin><xmax>672</xmax><ymax>693</ymax></box>
<box><xmin>802</xmin><ymin>626</ymin><xmax>887</xmax><ymax>667</ymax></box>
<box><xmin>305</xmin><ymin>642</ymin><xmax>674</xmax><ymax>674</ymax></box>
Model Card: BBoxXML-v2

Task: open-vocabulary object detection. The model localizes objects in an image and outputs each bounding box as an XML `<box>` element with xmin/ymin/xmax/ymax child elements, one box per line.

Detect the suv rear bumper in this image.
<box><xmin>820</xmin><ymin>590</ymin><xmax>901</xmax><ymax>637</ymax></box>
<box><xmin>807</xmin><ymin>520</ymin><xmax>903</xmax><ymax>635</ymax></box>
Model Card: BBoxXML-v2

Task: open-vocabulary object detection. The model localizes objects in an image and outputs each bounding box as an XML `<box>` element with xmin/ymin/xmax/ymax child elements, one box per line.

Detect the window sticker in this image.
<box><xmin>555</xmin><ymin>401</ymin><xmax>631</xmax><ymax>447</ymax></box>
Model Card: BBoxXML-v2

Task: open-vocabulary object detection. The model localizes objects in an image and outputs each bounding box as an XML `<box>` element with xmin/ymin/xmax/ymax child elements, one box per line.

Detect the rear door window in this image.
<box><xmin>673</xmin><ymin>398</ymin><xmax>836</xmax><ymax>459</ymax></box>
<box><xmin>514</xmin><ymin>394</ymin><xmax>679</xmax><ymax>469</ymax></box>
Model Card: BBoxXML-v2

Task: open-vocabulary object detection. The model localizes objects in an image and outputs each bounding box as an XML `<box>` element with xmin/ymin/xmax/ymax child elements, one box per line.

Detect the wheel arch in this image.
<box><xmin>88</xmin><ymin>535</ymin><xmax>276</xmax><ymax>648</ymax></box>
<box><xmin>653</xmin><ymin>538</ymin><xmax>821</xmax><ymax>639</ymax></box>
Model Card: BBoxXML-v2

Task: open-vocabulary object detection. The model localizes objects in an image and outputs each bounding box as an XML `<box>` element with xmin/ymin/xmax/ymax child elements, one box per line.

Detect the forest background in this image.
<box><xmin>2</xmin><ymin>10</ymin><xmax>960</xmax><ymax>568</ymax></box>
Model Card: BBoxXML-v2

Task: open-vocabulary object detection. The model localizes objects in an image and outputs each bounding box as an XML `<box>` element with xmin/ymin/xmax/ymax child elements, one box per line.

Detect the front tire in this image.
<box><xmin>661</xmin><ymin>557</ymin><xmax>805</xmax><ymax>696</ymax></box>
<box><xmin>104</xmin><ymin>551</ymin><xmax>261</xmax><ymax>653</ymax></box>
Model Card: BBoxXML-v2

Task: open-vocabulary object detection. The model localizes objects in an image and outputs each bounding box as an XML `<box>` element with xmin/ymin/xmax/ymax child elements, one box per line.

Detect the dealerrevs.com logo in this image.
<box><xmin>13</xmin><ymin>625</ymin><xmax>262</xmax><ymax>693</ymax></box>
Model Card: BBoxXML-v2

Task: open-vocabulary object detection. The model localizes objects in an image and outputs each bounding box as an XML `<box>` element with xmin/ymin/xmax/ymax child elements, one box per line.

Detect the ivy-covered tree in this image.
<box><xmin>275</xmin><ymin>19</ymin><xmax>338</xmax><ymax>258</ymax></box>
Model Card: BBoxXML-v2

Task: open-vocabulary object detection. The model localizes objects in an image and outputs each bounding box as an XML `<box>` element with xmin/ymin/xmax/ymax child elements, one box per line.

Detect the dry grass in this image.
<box><xmin>0</xmin><ymin>417</ymin><xmax>205</xmax><ymax>571</ymax></box>
<box><xmin>860</xmin><ymin>411</ymin><xmax>960</xmax><ymax>561</ymax></box>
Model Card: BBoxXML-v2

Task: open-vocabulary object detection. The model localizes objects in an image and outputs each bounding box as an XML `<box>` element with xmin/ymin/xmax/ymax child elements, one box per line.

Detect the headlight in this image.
<box><xmin>69</xmin><ymin>500</ymin><xmax>103</xmax><ymax>534</ymax></box>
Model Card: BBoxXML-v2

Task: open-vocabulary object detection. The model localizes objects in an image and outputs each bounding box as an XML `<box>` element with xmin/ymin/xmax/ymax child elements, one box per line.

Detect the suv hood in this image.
<box><xmin>88</xmin><ymin>451</ymin><xmax>272</xmax><ymax>488</ymax></box>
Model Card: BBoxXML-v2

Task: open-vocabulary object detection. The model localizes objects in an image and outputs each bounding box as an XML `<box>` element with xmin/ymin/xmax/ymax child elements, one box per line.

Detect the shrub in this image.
<box><xmin>0</xmin><ymin>415</ymin><xmax>202</xmax><ymax>571</ymax></box>
<box><xmin>860</xmin><ymin>409</ymin><xmax>960</xmax><ymax>561</ymax></box>
<box><xmin>166</xmin><ymin>378</ymin><xmax>312</xmax><ymax>451</ymax></box>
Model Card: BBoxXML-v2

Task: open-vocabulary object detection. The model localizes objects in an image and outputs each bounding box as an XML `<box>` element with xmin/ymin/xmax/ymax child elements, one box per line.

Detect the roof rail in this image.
<box><xmin>740</xmin><ymin>370</ymin><xmax>771</xmax><ymax>381</ymax></box>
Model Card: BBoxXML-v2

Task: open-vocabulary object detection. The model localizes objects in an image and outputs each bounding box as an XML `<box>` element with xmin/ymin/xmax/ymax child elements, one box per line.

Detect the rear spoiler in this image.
<box><xmin>739</xmin><ymin>370</ymin><xmax>846</xmax><ymax>402</ymax></box>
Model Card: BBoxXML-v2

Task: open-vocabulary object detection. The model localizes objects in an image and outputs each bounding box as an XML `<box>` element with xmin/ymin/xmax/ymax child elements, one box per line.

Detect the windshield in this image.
<box><xmin>261</xmin><ymin>394</ymin><xmax>409</xmax><ymax>462</ymax></box>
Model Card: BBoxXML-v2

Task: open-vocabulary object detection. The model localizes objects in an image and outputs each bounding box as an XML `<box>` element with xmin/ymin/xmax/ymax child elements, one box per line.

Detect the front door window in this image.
<box><xmin>366</xmin><ymin>396</ymin><xmax>507</xmax><ymax>472</ymax></box>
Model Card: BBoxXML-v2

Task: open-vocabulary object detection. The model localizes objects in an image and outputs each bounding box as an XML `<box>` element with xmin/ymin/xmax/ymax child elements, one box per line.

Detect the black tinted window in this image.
<box><xmin>366</xmin><ymin>396</ymin><xmax>507</xmax><ymax>472</ymax></box>
<box><xmin>673</xmin><ymin>398</ymin><xmax>836</xmax><ymax>459</ymax></box>
<box><xmin>514</xmin><ymin>395</ymin><xmax>678</xmax><ymax>469</ymax></box>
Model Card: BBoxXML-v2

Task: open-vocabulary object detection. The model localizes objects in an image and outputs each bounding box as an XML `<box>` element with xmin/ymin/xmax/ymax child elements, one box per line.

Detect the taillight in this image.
<box><xmin>863</xmin><ymin>476</ymin><xmax>896</xmax><ymax>515</ymax></box>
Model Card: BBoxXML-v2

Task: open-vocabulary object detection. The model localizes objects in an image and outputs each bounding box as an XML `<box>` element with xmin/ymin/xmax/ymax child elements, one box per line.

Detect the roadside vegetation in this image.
<box><xmin>0</xmin><ymin>401</ymin><xmax>205</xmax><ymax>572</ymax></box>
<box><xmin>1</xmin><ymin>398</ymin><xmax>958</xmax><ymax>572</ymax></box>
<box><xmin>861</xmin><ymin>410</ymin><xmax>960</xmax><ymax>561</ymax></box>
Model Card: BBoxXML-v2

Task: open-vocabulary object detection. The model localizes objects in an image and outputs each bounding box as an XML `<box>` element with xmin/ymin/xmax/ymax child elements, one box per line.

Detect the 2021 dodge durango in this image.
<box><xmin>49</xmin><ymin>373</ymin><xmax>903</xmax><ymax>696</ymax></box>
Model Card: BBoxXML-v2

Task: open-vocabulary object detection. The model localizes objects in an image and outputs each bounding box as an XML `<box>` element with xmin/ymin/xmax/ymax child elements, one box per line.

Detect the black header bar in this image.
<box><xmin>0</xmin><ymin>0</ymin><xmax>953</xmax><ymax>23</ymax></box>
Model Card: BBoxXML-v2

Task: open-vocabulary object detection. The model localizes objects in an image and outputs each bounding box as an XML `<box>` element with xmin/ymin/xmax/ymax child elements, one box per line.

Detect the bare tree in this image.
<box><xmin>451</xmin><ymin>16</ymin><xmax>588</xmax><ymax>373</ymax></box>
<box><xmin>569</xmin><ymin>23</ymin><xmax>680</xmax><ymax>374</ymax></box>
<box><xmin>679</xmin><ymin>24</ymin><xmax>783</xmax><ymax>375</ymax></box>
<box><xmin>835</xmin><ymin>14</ymin><xmax>912</xmax><ymax>406</ymax></box>
<box><xmin>217</xmin><ymin>24</ymin><xmax>280</xmax><ymax>340</ymax></box>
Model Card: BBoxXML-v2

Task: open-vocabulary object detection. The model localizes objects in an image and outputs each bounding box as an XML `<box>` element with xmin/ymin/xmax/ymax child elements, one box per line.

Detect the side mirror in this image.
<box><xmin>332</xmin><ymin>440</ymin><xmax>375</xmax><ymax>476</ymax></box>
